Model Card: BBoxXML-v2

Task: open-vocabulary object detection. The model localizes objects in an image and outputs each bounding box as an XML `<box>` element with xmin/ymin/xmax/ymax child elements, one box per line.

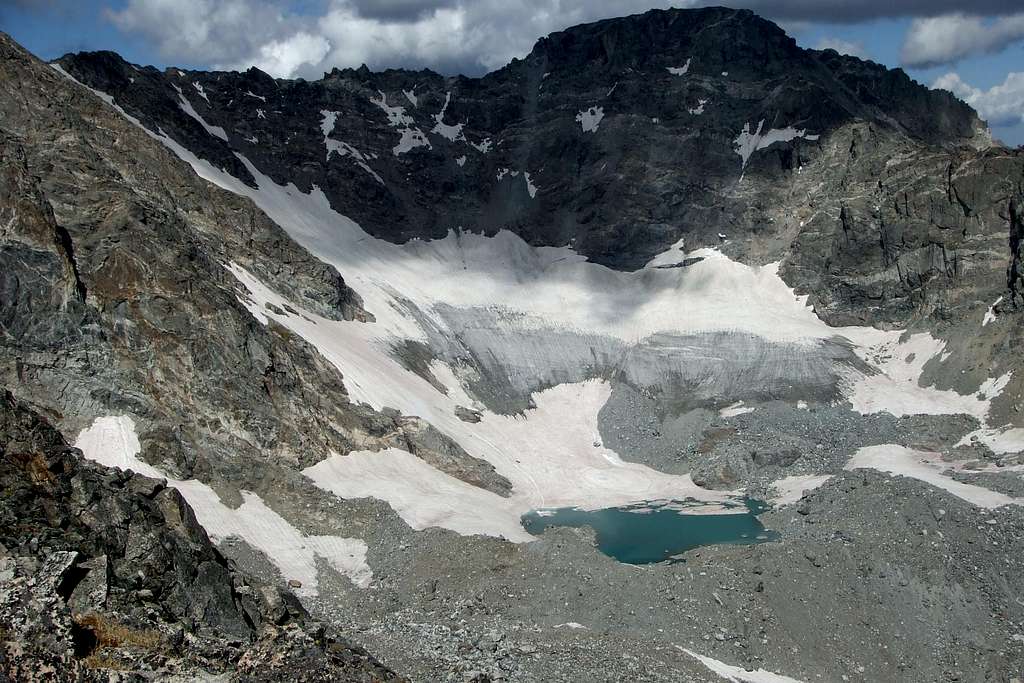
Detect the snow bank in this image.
<box><xmin>845</xmin><ymin>444</ymin><xmax>1023</xmax><ymax>509</ymax></box>
<box><xmin>75</xmin><ymin>415</ymin><xmax>372</xmax><ymax>595</ymax></box>
<box><xmin>678</xmin><ymin>647</ymin><xmax>805</xmax><ymax>682</ymax></box>
<box><xmin>769</xmin><ymin>474</ymin><xmax>832</xmax><ymax>506</ymax></box>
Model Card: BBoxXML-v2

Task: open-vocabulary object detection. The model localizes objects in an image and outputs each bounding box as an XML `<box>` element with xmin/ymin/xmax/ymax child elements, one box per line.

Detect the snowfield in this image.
<box><xmin>54</xmin><ymin>67</ymin><xmax>1024</xmax><ymax>550</ymax></box>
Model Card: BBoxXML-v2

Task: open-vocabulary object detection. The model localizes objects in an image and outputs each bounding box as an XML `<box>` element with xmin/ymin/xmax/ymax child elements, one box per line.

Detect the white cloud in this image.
<box><xmin>240</xmin><ymin>32</ymin><xmax>332</xmax><ymax>78</ymax></box>
<box><xmin>108</xmin><ymin>0</ymin><xmax>692</xmax><ymax>78</ymax></box>
<box><xmin>933</xmin><ymin>71</ymin><xmax>1024</xmax><ymax>127</ymax></box>
<box><xmin>902</xmin><ymin>12</ymin><xmax>1024</xmax><ymax>67</ymax></box>
<box><xmin>107</xmin><ymin>0</ymin><xmax>304</xmax><ymax>66</ymax></box>
<box><xmin>813</xmin><ymin>37</ymin><xmax>867</xmax><ymax>58</ymax></box>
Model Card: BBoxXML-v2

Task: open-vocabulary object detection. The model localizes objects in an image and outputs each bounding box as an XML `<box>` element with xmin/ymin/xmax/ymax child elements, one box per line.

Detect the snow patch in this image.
<box><xmin>524</xmin><ymin>171</ymin><xmax>539</xmax><ymax>198</ymax></box>
<box><xmin>719</xmin><ymin>401</ymin><xmax>755</xmax><ymax>418</ymax></box>
<box><xmin>455</xmin><ymin>155</ymin><xmax>467</xmax><ymax>167</ymax></box>
<box><xmin>769</xmin><ymin>474</ymin><xmax>832</xmax><ymax>506</ymax></box>
<box><xmin>845</xmin><ymin>445</ymin><xmax>1023</xmax><ymax>509</ymax></box>
<box><xmin>370</xmin><ymin>90</ymin><xmax>430</xmax><ymax>155</ymax></box>
<box><xmin>245</xmin><ymin>90</ymin><xmax>266</xmax><ymax>102</ymax></box>
<box><xmin>667</xmin><ymin>59</ymin><xmax>691</xmax><ymax>75</ymax></box>
<box><xmin>470</xmin><ymin>137</ymin><xmax>492</xmax><ymax>154</ymax></box>
<box><xmin>576</xmin><ymin>106</ymin><xmax>604</xmax><ymax>133</ymax></box>
<box><xmin>192</xmin><ymin>81</ymin><xmax>209</xmax><ymax>103</ymax></box>
<box><xmin>678</xmin><ymin>647</ymin><xmax>805</xmax><ymax>683</ymax></box>
<box><xmin>983</xmin><ymin>296</ymin><xmax>1003</xmax><ymax>326</ymax></box>
<box><xmin>319</xmin><ymin>110</ymin><xmax>384</xmax><ymax>184</ymax></box>
<box><xmin>734</xmin><ymin>120</ymin><xmax>818</xmax><ymax>173</ymax></box>
<box><xmin>403</xmin><ymin>89</ymin><xmax>418</xmax><ymax>107</ymax></box>
<box><xmin>75</xmin><ymin>416</ymin><xmax>372</xmax><ymax>594</ymax></box>
<box><xmin>689</xmin><ymin>99</ymin><xmax>707</xmax><ymax>115</ymax></box>
<box><xmin>431</xmin><ymin>91</ymin><xmax>466</xmax><ymax>142</ymax></box>
<box><xmin>845</xmin><ymin>334</ymin><xmax>999</xmax><ymax>421</ymax></box>
<box><xmin>957</xmin><ymin>426</ymin><xmax>1024</xmax><ymax>454</ymax></box>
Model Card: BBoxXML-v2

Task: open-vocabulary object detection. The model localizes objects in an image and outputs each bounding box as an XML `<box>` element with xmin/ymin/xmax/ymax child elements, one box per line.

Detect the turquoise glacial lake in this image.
<box><xmin>521</xmin><ymin>499</ymin><xmax>778</xmax><ymax>564</ymax></box>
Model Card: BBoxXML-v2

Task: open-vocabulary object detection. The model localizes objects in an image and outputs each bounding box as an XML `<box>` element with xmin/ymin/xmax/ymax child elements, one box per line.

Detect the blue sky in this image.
<box><xmin>4</xmin><ymin>0</ymin><xmax>1023</xmax><ymax>144</ymax></box>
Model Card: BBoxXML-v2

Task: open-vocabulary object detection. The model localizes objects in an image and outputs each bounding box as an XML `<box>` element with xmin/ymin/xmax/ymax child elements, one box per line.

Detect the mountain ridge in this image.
<box><xmin>53</xmin><ymin>6</ymin><xmax>992</xmax><ymax>273</ymax></box>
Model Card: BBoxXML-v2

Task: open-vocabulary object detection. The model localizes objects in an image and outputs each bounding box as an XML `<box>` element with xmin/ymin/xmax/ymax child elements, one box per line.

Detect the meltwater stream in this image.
<box><xmin>521</xmin><ymin>499</ymin><xmax>778</xmax><ymax>564</ymax></box>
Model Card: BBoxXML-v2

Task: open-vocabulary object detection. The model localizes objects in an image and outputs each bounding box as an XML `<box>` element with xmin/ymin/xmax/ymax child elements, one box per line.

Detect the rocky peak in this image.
<box><xmin>522</xmin><ymin>7</ymin><xmax>796</xmax><ymax>75</ymax></box>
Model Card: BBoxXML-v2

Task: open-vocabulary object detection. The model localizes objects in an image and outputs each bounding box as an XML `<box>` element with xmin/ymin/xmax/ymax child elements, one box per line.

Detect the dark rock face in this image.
<box><xmin>1009</xmin><ymin>192</ymin><xmax>1024</xmax><ymax>305</ymax></box>
<box><xmin>0</xmin><ymin>390</ymin><xmax>403</xmax><ymax>680</ymax></box>
<box><xmin>55</xmin><ymin>7</ymin><xmax>989</xmax><ymax>273</ymax></box>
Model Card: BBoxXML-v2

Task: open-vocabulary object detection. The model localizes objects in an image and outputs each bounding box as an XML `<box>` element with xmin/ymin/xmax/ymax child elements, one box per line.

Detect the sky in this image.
<box><xmin>3</xmin><ymin>0</ymin><xmax>1023</xmax><ymax>145</ymax></box>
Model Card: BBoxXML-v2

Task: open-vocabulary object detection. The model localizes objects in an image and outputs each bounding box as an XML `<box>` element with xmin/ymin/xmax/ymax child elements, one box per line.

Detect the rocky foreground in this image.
<box><xmin>0</xmin><ymin>390</ymin><xmax>403</xmax><ymax>681</ymax></box>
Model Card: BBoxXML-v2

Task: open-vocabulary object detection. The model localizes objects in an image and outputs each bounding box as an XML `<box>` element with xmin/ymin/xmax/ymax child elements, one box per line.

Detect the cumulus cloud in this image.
<box><xmin>107</xmin><ymin>0</ymin><xmax>301</xmax><ymax>66</ymax></box>
<box><xmin>813</xmin><ymin>37</ymin><xmax>868</xmax><ymax>58</ymax></box>
<box><xmin>901</xmin><ymin>13</ymin><xmax>1024</xmax><ymax>67</ymax></box>
<box><xmin>100</xmin><ymin>0</ymin><xmax>1024</xmax><ymax>78</ymax></box>
<box><xmin>110</xmin><ymin>0</ymin><xmax>691</xmax><ymax>77</ymax></box>
<box><xmin>933</xmin><ymin>72</ymin><xmax>1024</xmax><ymax>127</ymax></box>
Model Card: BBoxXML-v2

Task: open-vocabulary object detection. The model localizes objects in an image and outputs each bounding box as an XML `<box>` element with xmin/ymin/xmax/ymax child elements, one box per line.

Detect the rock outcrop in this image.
<box><xmin>0</xmin><ymin>390</ymin><xmax>403</xmax><ymax>680</ymax></box>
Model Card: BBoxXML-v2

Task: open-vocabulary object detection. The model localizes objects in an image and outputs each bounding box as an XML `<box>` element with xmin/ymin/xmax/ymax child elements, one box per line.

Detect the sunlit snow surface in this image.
<box><xmin>51</xmin><ymin>68</ymin><xmax>1024</xmax><ymax>546</ymax></box>
<box><xmin>678</xmin><ymin>646</ymin><xmax>806</xmax><ymax>683</ymax></box>
<box><xmin>845</xmin><ymin>445</ymin><xmax>1023</xmax><ymax>508</ymax></box>
<box><xmin>74</xmin><ymin>416</ymin><xmax>373</xmax><ymax>594</ymax></box>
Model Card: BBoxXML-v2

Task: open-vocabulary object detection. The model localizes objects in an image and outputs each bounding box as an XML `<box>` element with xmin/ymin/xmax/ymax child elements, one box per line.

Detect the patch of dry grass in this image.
<box><xmin>74</xmin><ymin>612</ymin><xmax>163</xmax><ymax>652</ymax></box>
